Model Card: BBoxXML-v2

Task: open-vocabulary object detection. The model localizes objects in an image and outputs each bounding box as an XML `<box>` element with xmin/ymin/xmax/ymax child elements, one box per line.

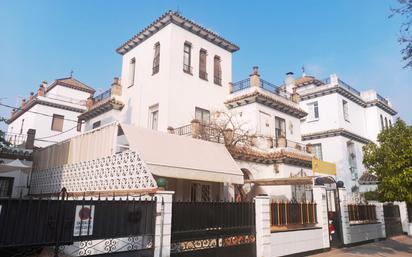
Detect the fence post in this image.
<box><xmin>254</xmin><ymin>195</ymin><xmax>271</xmax><ymax>257</ymax></box>
<box><xmin>394</xmin><ymin>201</ymin><xmax>410</xmax><ymax>235</ymax></box>
<box><xmin>369</xmin><ymin>201</ymin><xmax>386</xmax><ymax>238</ymax></box>
<box><xmin>154</xmin><ymin>191</ymin><xmax>174</xmax><ymax>257</ymax></box>
<box><xmin>312</xmin><ymin>186</ymin><xmax>330</xmax><ymax>249</ymax></box>
<box><xmin>338</xmin><ymin>187</ymin><xmax>350</xmax><ymax>245</ymax></box>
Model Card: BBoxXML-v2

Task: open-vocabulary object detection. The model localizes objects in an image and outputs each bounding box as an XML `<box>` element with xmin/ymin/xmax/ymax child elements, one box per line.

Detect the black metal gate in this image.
<box><xmin>383</xmin><ymin>203</ymin><xmax>403</xmax><ymax>237</ymax></box>
<box><xmin>171</xmin><ymin>201</ymin><xmax>256</xmax><ymax>257</ymax></box>
<box><xmin>0</xmin><ymin>190</ymin><xmax>156</xmax><ymax>257</ymax></box>
<box><xmin>325</xmin><ymin>189</ymin><xmax>343</xmax><ymax>247</ymax></box>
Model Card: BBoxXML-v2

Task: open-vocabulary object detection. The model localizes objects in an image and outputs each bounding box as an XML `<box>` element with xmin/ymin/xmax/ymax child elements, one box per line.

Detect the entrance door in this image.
<box><xmin>326</xmin><ymin>189</ymin><xmax>343</xmax><ymax>247</ymax></box>
<box><xmin>384</xmin><ymin>203</ymin><xmax>403</xmax><ymax>237</ymax></box>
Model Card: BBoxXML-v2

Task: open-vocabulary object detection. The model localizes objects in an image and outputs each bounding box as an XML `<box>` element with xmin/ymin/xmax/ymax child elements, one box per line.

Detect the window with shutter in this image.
<box><xmin>152</xmin><ymin>42</ymin><xmax>160</xmax><ymax>75</ymax></box>
<box><xmin>51</xmin><ymin>114</ymin><xmax>64</xmax><ymax>132</ymax></box>
<box><xmin>213</xmin><ymin>55</ymin><xmax>222</xmax><ymax>85</ymax></box>
<box><xmin>199</xmin><ymin>49</ymin><xmax>207</xmax><ymax>80</ymax></box>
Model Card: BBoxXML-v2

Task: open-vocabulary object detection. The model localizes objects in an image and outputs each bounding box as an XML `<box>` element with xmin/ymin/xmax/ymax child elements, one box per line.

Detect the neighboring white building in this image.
<box><xmin>7</xmin><ymin>77</ymin><xmax>95</xmax><ymax>147</ymax></box>
<box><xmin>283</xmin><ymin>73</ymin><xmax>397</xmax><ymax>197</ymax></box>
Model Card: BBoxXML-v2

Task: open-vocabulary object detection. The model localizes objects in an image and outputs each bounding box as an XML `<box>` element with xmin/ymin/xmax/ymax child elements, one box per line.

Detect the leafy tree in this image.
<box><xmin>0</xmin><ymin>117</ymin><xmax>9</xmax><ymax>148</ymax></box>
<box><xmin>363</xmin><ymin>119</ymin><xmax>412</xmax><ymax>202</ymax></box>
<box><xmin>391</xmin><ymin>0</ymin><xmax>412</xmax><ymax>68</ymax></box>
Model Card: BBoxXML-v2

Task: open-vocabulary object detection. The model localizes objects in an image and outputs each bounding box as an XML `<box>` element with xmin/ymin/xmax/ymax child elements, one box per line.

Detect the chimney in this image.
<box><xmin>111</xmin><ymin>77</ymin><xmax>122</xmax><ymax>96</ymax></box>
<box><xmin>330</xmin><ymin>73</ymin><xmax>338</xmax><ymax>86</ymax></box>
<box><xmin>25</xmin><ymin>129</ymin><xmax>36</xmax><ymax>150</ymax></box>
<box><xmin>29</xmin><ymin>92</ymin><xmax>34</xmax><ymax>102</ymax></box>
<box><xmin>249</xmin><ymin>66</ymin><xmax>260</xmax><ymax>87</ymax></box>
<box><xmin>284</xmin><ymin>72</ymin><xmax>296</xmax><ymax>94</ymax></box>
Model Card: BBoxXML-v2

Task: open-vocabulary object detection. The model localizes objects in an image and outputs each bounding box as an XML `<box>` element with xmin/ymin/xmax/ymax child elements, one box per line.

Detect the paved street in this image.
<box><xmin>312</xmin><ymin>236</ymin><xmax>412</xmax><ymax>257</ymax></box>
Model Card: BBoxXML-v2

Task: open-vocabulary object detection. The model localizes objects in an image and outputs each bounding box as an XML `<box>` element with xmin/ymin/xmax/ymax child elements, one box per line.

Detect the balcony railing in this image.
<box><xmin>183</xmin><ymin>64</ymin><xmax>193</xmax><ymax>75</ymax></box>
<box><xmin>232</xmin><ymin>78</ymin><xmax>290</xmax><ymax>100</ymax></box>
<box><xmin>348</xmin><ymin>204</ymin><xmax>377</xmax><ymax>223</ymax></box>
<box><xmin>199</xmin><ymin>71</ymin><xmax>208</xmax><ymax>80</ymax></box>
<box><xmin>271</xmin><ymin>201</ymin><xmax>317</xmax><ymax>227</ymax></box>
<box><xmin>377</xmin><ymin>93</ymin><xmax>389</xmax><ymax>105</ymax></box>
<box><xmin>214</xmin><ymin>74</ymin><xmax>222</xmax><ymax>85</ymax></box>
<box><xmin>152</xmin><ymin>65</ymin><xmax>160</xmax><ymax>75</ymax></box>
<box><xmin>93</xmin><ymin>88</ymin><xmax>112</xmax><ymax>103</ymax></box>
<box><xmin>2</xmin><ymin>132</ymin><xmax>27</xmax><ymax>148</ymax></box>
<box><xmin>322</xmin><ymin>78</ymin><xmax>361</xmax><ymax>96</ymax></box>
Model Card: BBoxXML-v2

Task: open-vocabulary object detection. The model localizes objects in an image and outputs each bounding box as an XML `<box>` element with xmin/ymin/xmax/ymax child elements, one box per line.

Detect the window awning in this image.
<box><xmin>120</xmin><ymin>124</ymin><xmax>244</xmax><ymax>184</ymax></box>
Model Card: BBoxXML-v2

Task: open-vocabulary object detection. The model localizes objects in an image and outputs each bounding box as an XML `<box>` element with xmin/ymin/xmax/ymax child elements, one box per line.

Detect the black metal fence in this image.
<box><xmin>0</xmin><ymin>191</ymin><xmax>156</xmax><ymax>256</ymax></box>
<box><xmin>348</xmin><ymin>204</ymin><xmax>377</xmax><ymax>222</ymax></box>
<box><xmin>408</xmin><ymin>203</ymin><xmax>412</xmax><ymax>223</ymax></box>
<box><xmin>271</xmin><ymin>201</ymin><xmax>317</xmax><ymax>227</ymax></box>
<box><xmin>171</xmin><ymin>201</ymin><xmax>256</xmax><ymax>257</ymax></box>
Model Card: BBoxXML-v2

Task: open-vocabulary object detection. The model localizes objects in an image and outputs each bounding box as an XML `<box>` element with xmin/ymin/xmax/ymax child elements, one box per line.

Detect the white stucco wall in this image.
<box><xmin>119</xmin><ymin>23</ymin><xmax>233</xmax><ymax>132</ymax></box>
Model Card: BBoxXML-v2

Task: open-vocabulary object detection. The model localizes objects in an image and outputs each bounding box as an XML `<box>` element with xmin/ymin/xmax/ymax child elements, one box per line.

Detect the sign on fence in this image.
<box><xmin>73</xmin><ymin>205</ymin><xmax>95</xmax><ymax>236</ymax></box>
<box><xmin>313</xmin><ymin>159</ymin><xmax>336</xmax><ymax>175</ymax></box>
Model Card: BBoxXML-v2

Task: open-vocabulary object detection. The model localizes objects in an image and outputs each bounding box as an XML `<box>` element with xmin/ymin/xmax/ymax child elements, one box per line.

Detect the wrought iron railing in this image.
<box><xmin>348</xmin><ymin>204</ymin><xmax>377</xmax><ymax>222</ymax></box>
<box><xmin>183</xmin><ymin>64</ymin><xmax>193</xmax><ymax>74</ymax></box>
<box><xmin>271</xmin><ymin>201</ymin><xmax>317</xmax><ymax>227</ymax></box>
<box><xmin>93</xmin><ymin>88</ymin><xmax>111</xmax><ymax>102</ymax></box>
<box><xmin>214</xmin><ymin>74</ymin><xmax>222</xmax><ymax>85</ymax></box>
<box><xmin>231</xmin><ymin>78</ymin><xmax>290</xmax><ymax>100</ymax></box>
<box><xmin>2</xmin><ymin>132</ymin><xmax>27</xmax><ymax>147</ymax></box>
<box><xmin>199</xmin><ymin>70</ymin><xmax>208</xmax><ymax>80</ymax></box>
<box><xmin>175</xmin><ymin>124</ymin><xmax>192</xmax><ymax>136</ymax></box>
<box><xmin>322</xmin><ymin>77</ymin><xmax>361</xmax><ymax>96</ymax></box>
<box><xmin>377</xmin><ymin>93</ymin><xmax>389</xmax><ymax>105</ymax></box>
<box><xmin>152</xmin><ymin>65</ymin><xmax>160</xmax><ymax>75</ymax></box>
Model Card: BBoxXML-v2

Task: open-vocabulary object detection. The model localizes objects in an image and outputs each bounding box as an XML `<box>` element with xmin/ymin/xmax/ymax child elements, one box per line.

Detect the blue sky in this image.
<box><xmin>0</xmin><ymin>0</ymin><xmax>411</xmax><ymax>127</ymax></box>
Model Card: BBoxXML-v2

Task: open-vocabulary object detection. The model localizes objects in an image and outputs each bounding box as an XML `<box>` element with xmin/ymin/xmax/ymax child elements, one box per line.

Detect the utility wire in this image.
<box><xmin>35</xmin><ymin>125</ymin><xmax>78</xmax><ymax>140</ymax></box>
<box><xmin>0</xmin><ymin>103</ymin><xmax>80</xmax><ymax>123</ymax></box>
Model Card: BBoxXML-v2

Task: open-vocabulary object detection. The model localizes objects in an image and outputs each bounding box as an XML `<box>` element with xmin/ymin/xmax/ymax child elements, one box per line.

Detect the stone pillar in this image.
<box><xmin>154</xmin><ymin>191</ymin><xmax>174</xmax><ymax>257</ymax></box>
<box><xmin>29</xmin><ymin>92</ymin><xmax>34</xmax><ymax>102</ymax></box>
<box><xmin>330</xmin><ymin>73</ymin><xmax>338</xmax><ymax>86</ymax></box>
<box><xmin>276</xmin><ymin>136</ymin><xmax>286</xmax><ymax>148</ymax></box>
<box><xmin>167</xmin><ymin>127</ymin><xmax>175</xmax><ymax>134</ymax></box>
<box><xmin>228</xmin><ymin>82</ymin><xmax>234</xmax><ymax>93</ymax></box>
<box><xmin>191</xmin><ymin>119</ymin><xmax>201</xmax><ymax>139</ymax></box>
<box><xmin>25</xmin><ymin>129</ymin><xmax>36</xmax><ymax>150</ymax></box>
<box><xmin>111</xmin><ymin>77</ymin><xmax>122</xmax><ymax>96</ymax></box>
<box><xmin>38</xmin><ymin>82</ymin><xmax>46</xmax><ymax>96</ymax></box>
<box><xmin>306</xmin><ymin>143</ymin><xmax>314</xmax><ymax>154</ymax></box>
<box><xmin>86</xmin><ymin>96</ymin><xmax>94</xmax><ymax>110</ymax></box>
<box><xmin>369</xmin><ymin>201</ymin><xmax>386</xmax><ymax>238</ymax></box>
<box><xmin>313</xmin><ymin>186</ymin><xmax>330</xmax><ymax>249</ymax></box>
<box><xmin>254</xmin><ymin>195</ymin><xmax>271</xmax><ymax>257</ymax></box>
<box><xmin>291</xmin><ymin>88</ymin><xmax>301</xmax><ymax>103</ymax></box>
<box><xmin>249</xmin><ymin>66</ymin><xmax>261</xmax><ymax>88</ymax></box>
<box><xmin>223</xmin><ymin>128</ymin><xmax>234</xmax><ymax>146</ymax></box>
<box><xmin>338</xmin><ymin>187</ymin><xmax>350</xmax><ymax>245</ymax></box>
<box><xmin>394</xmin><ymin>202</ymin><xmax>411</xmax><ymax>235</ymax></box>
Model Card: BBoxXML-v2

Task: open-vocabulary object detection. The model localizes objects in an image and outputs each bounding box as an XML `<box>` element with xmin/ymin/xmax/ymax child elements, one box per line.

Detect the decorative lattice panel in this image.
<box><xmin>30</xmin><ymin>150</ymin><xmax>157</xmax><ymax>194</ymax></box>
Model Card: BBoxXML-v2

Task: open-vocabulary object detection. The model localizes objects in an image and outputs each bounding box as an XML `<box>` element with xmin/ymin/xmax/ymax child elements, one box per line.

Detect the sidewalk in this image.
<box><xmin>312</xmin><ymin>236</ymin><xmax>412</xmax><ymax>257</ymax></box>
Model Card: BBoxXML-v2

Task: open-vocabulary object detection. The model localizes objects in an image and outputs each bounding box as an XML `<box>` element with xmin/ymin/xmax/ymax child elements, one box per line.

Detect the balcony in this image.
<box><xmin>2</xmin><ymin>132</ymin><xmax>27</xmax><ymax>148</ymax></box>
<box><xmin>322</xmin><ymin>77</ymin><xmax>361</xmax><ymax>96</ymax></box>
<box><xmin>231</xmin><ymin>78</ymin><xmax>290</xmax><ymax>100</ymax></box>
<box><xmin>93</xmin><ymin>88</ymin><xmax>112</xmax><ymax>103</ymax></box>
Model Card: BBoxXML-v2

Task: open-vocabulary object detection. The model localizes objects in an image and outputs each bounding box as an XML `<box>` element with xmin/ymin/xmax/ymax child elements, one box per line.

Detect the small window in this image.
<box><xmin>199</xmin><ymin>49</ymin><xmax>208</xmax><ymax>80</ymax></box>
<box><xmin>152</xmin><ymin>42</ymin><xmax>160</xmax><ymax>75</ymax></box>
<box><xmin>51</xmin><ymin>114</ymin><xmax>64</xmax><ymax>132</ymax></box>
<box><xmin>77</xmin><ymin>119</ymin><xmax>82</xmax><ymax>132</ymax></box>
<box><xmin>275</xmin><ymin>116</ymin><xmax>286</xmax><ymax>139</ymax></box>
<box><xmin>129</xmin><ymin>58</ymin><xmax>136</xmax><ymax>87</ymax></box>
<box><xmin>313</xmin><ymin>143</ymin><xmax>323</xmax><ymax>160</ymax></box>
<box><xmin>183</xmin><ymin>42</ymin><xmax>192</xmax><ymax>74</ymax></box>
<box><xmin>389</xmin><ymin>119</ymin><xmax>392</xmax><ymax>127</ymax></box>
<box><xmin>20</xmin><ymin>119</ymin><xmax>25</xmax><ymax>134</ymax></box>
<box><xmin>149</xmin><ymin>104</ymin><xmax>159</xmax><ymax>130</ymax></box>
<box><xmin>342</xmin><ymin>100</ymin><xmax>349</xmax><ymax>122</ymax></box>
<box><xmin>213</xmin><ymin>55</ymin><xmax>222</xmax><ymax>85</ymax></box>
<box><xmin>380</xmin><ymin>115</ymin><xmax>384</xmax><ymax>131</ymax></box>
<box><xmin>92</xmin><ymin>121</ymin><xmax>101</xmax><ymax>129</ymax></box>
<box><xmin>195</xmin><ymin>107</ymin><xmax>210</xmax><ymax>124</ymax></box>
<box><xmin>0</xmin><ymin>177</ymin><xmax>14</xmax><ymax>197</ymax></box>
<box><xmin>307</xmin><ymin>102</ymin><xmax>319</xmax><ymax>121</ymax></box>
<box><xmin>384</xmin><ymin>117</ymin><xmax>388</xmax><ymax>129</ymax></box>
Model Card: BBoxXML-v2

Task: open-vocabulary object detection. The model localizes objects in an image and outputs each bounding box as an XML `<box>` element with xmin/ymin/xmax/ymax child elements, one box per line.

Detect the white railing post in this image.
<box><xmin>154</xmin><ymin>191</ymin><xmax>174</xmax><ymax>257</ymax></box>
<box><xmin>312</xmin><ymin>186</ymin><xmax>330</xmax><ymax>249</ymax></box>
<box><xmin>394</xmin><ymin>201</ymin><xmax>410</xmax><ymax>235</ymax></box>
<box><xmin>338</xmin><ymin>187</ymin><xmax>350</xmax><ymax>245</ymax></box>
<box><xmin>254</xmin><ymin>195</ymin><xmax>271</xmax><ymax>257</ymax></box>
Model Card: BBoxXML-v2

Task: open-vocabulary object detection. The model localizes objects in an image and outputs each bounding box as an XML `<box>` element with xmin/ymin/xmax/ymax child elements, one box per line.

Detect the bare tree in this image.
<box><xmin>198</xmin><ymin>110</ymin><xmax>255</xmax><ymax>147</ymax></box>
<box><xmin>391</xmin><ymin>0</ymin><xmax>412</xmax><ymax>68</ymax></box>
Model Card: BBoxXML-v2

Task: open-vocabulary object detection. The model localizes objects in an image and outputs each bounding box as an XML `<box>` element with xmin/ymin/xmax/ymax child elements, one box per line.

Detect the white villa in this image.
<box><xmin>6</xmin><ymin>76</ymin><xmax>95</xmax><ymax>147</ymax></box>
<box><xmin>283</xmin><ymin>73</ymin><xmax>396</xmax><ymax>197</ymax></box>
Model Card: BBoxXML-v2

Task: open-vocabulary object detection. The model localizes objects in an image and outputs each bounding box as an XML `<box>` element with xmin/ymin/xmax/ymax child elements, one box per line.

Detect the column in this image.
<box><xmin>154</xmin><ymin>191</ymin><xmax>174</xmax><ymax>257</ymax></box>
<box><xmin>254</xmin><ymin>195</ymin><xmax>271</xmax><ymax>257</ymax></box>
<box><xmin>313</xmin><ymin>186</ymin><xmax>330</xmax><ymax>249</ymax></box>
